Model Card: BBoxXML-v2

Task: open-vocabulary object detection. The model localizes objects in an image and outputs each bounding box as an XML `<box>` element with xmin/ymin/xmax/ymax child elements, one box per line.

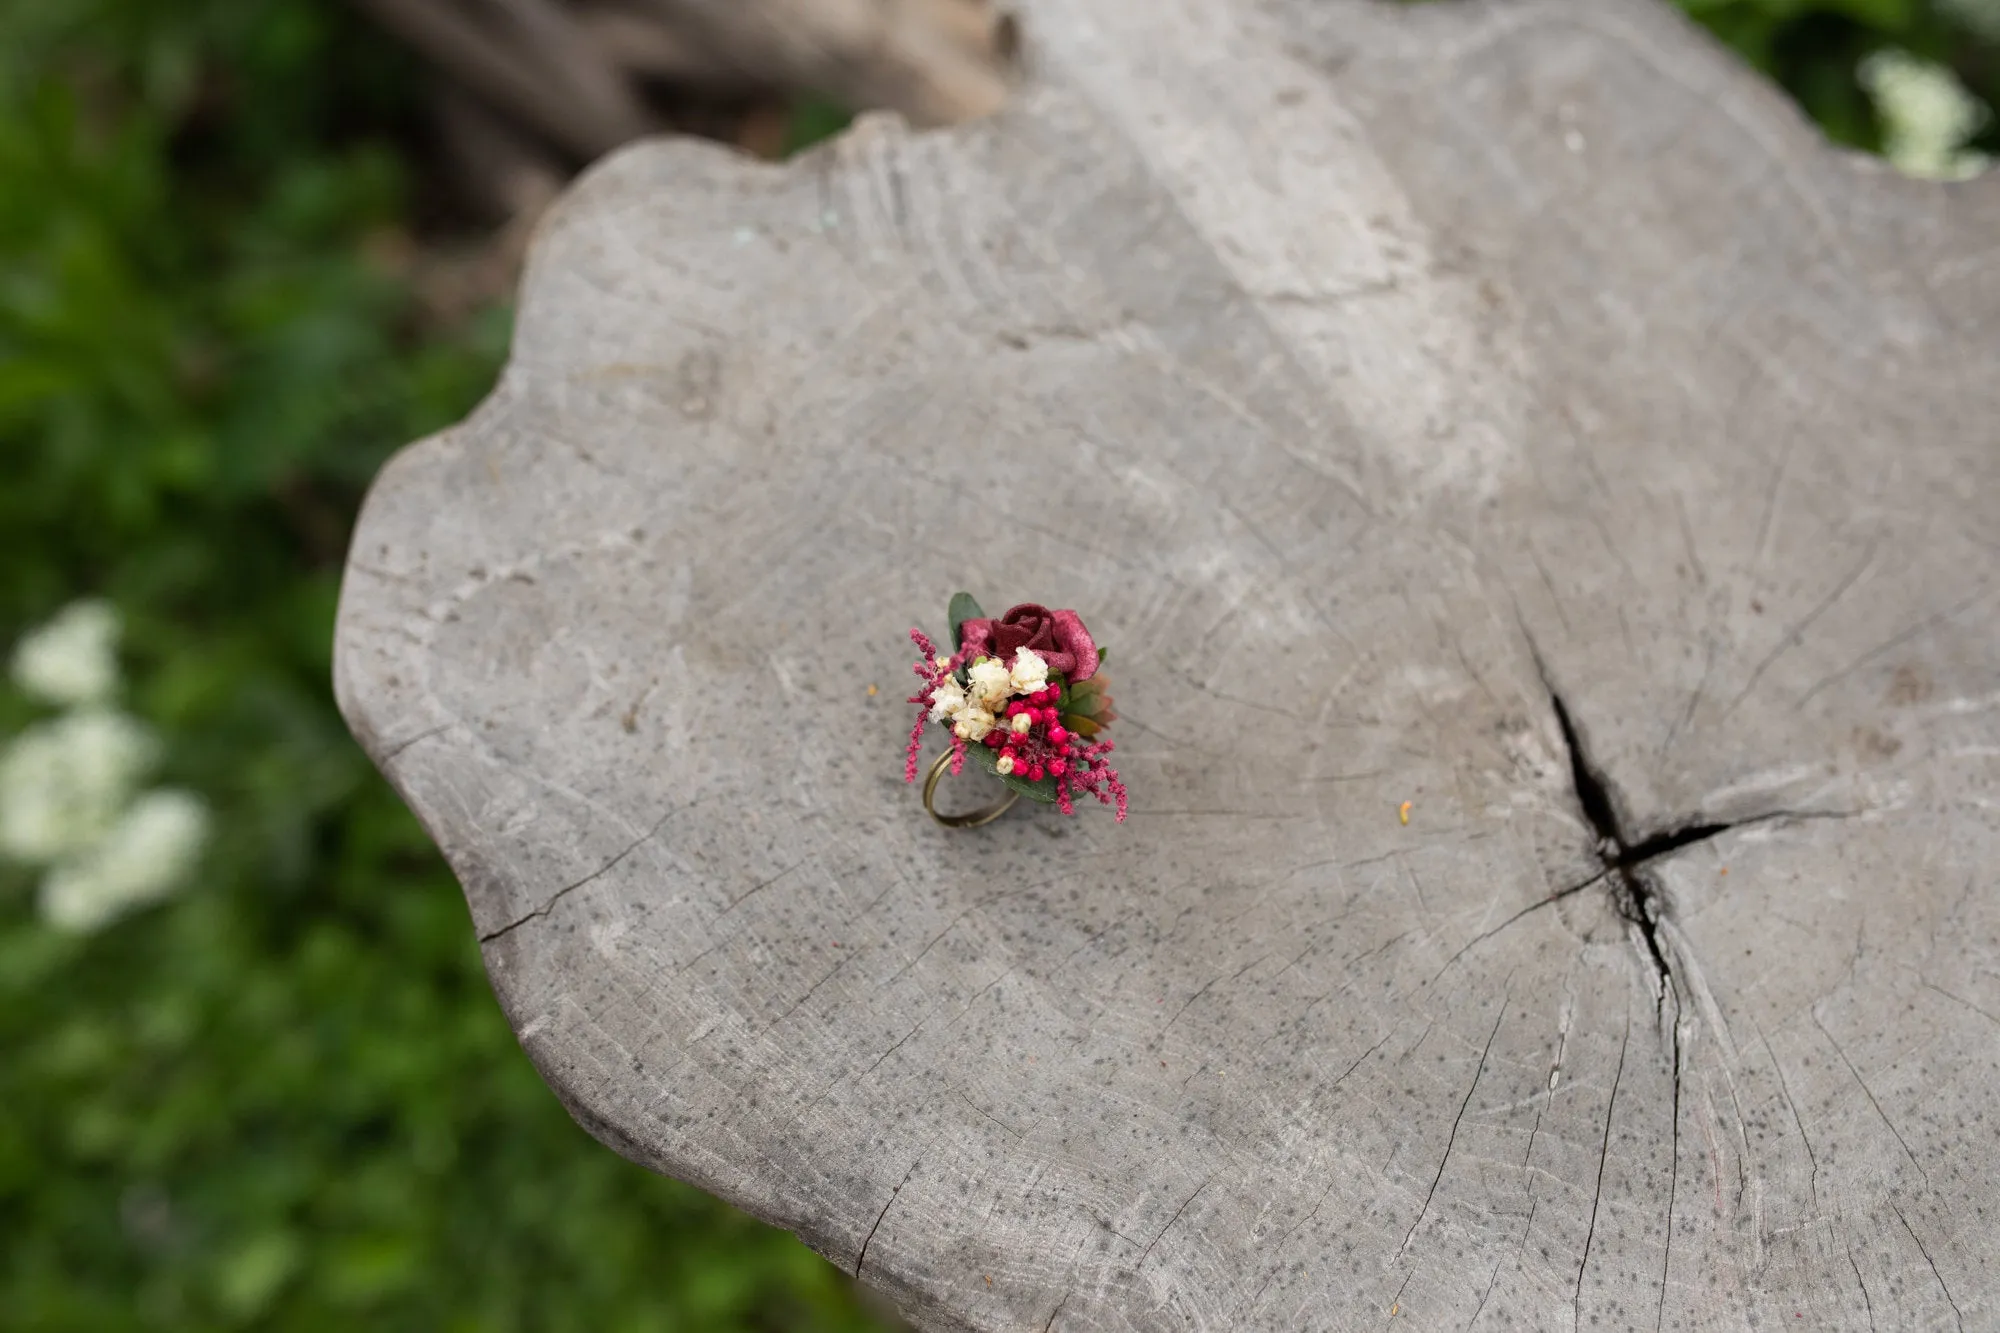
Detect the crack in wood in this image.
<box><xmin>1809</xmin><ymin>1009</ymin><xmax>1934</xmax><ymax>1195</ymax></box>
<box><xmin>1137</xmin><ymin>1177</ymin><xmax>1213</xmax><ymax>1270</ymax></box>
<box><xmin>1544</xmin><ymin>667</ymin><xmax>1687</xmax><ymax>1014</ymax></box>
<box><xmin>1426</xmin><ymin>870</ymin><xmax>1606</xmax><ymax>986</ymax></box>
<box><xmin>1528</xmin><ymin>630</ymin><xmax>1886</xmax><ymax>1327</ymax></box>
<box><xmin>1537</xmin><ymin>652</ymin><xmax>1847</xmax><ymax>1016</ymax></box>
<box><xmin>1575</xmin><ymin>1011</ymin><xmax>1630</xmax><ymax>1331</ymax></box>
<box><xmin>1401</xmin><ymin>986</ymin><xmax>1510</xmax><ymax>1255</ymax></box>
<box><xmin>1657</xmin><ymin>1006</ymin><xmax>1682</xmax><ymax>1333</ymax></box>
<box><xmin>1530</xmin><ymin>611</ymin><xmax>1870</xmax><ymax>894</ymax></box>
<box><xmin>855</xmin><ymin>1158</ymin><xmax>922</xmax><ymax>1280</ymax></box>
<box><xmin>1891</xmin><ymin>1200</ymin><xmax>1964</xmax><ymax>1331</ymax></box>
<box><xmin>477</xmin><ymin>802</ymin><xmax>682</xmax><ymax>943</ymax></box>
<box><xmin>377</xmin><ymin>722</ymin><xmax>453</xmax><ymax>764</ymax></box>
<box><xmin>1845</xmin><ymin>1234</ymin><xmax>1879</xmax><ymax>1332</ymax></box>
<box><xmin>1753</xmin><ymin>1015</ymin><xmax>1822</xmax><ymax>1209</ymax></box>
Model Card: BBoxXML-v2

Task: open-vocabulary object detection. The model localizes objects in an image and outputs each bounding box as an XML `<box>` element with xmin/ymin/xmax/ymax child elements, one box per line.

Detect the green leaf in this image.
<box><xmin>969</xmin><ymin>741</ymin><xmax>1059</xmax><ymax>803</ymax></box>
<box><xmin>1826</xmin><ymin>0</ymin><xmax>1912</xmax><ymax>28</ymax></box>
<box><xmin>214</xmin><ymin>1230</ymin><xmax>303</xmax><ymax>1318</ymax></box>
<box><xmin>1067</xmin><ymin>680</ymin><xmax>1107</xmax><ymax>718</ymax></box>
<box><xmin>781</xmin><ymin>94</ymin><xmax>853</xmax><ymax>157</ymax></box>
<box><xmin>947</xmin><ymin>592</ymin><xmax>985</xmax><ymax>653</ymax></box>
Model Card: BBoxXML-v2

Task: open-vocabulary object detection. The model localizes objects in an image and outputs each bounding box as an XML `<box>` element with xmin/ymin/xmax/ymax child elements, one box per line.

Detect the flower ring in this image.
<box><xmin>904</xmin><ymin>593</ymin><xmax>1126</xmax><ymax>828</ymax></box>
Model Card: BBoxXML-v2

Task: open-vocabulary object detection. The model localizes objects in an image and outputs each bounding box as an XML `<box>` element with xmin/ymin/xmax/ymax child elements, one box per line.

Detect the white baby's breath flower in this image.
<box><xmin>0</xmin><ymin>708</ymin><xmax>158</xmax><ymax>863</ymax></box>
<box><xmin>967</xmin><ymin>657</ymin><xmax>1013</xmax><ymax>706</ymax></box>
<box><xmin>3</xmin><ymin>600</ymin><xmax>209</xmax><ymax>934</ymax></box>
<box><xmin>1009</xmin><ymin>648</ymin><xmax>1049</xmax><ymax>696</ymax></box>
<box><xmin>11</xmin><ymin>600</ymin><xmax>122</xmax><ymax>707</ymax></box>
<box><xmin>38</xmin><ymin>788</ymin><xmax>210</xmax><ymax>933</ymax></box>
<box><xmin>952</xmin><ymin>705</ymin><xmax>996</xmax><ymax>742</ymax></box>
<box><xmin>929</xmin><ymin>678</ymin><xmax>967</xmax><ymax>721</ymax></box>
<box><xmin>1861</xmin><ymin>49</ymin><xmax>1992</xmax><ymax>181</ymax></box>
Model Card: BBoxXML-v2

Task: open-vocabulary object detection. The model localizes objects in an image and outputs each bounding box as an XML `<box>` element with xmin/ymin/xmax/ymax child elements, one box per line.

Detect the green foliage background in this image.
<box><xmin>0</xmin><ymin>0</ymin><xmax>1989</xmax><ymax>1328</ymax></box>
<box><xmin>1682</xmin><ymin>0</ymin><xmax>1998</xmax><ymax>149</ymax></box>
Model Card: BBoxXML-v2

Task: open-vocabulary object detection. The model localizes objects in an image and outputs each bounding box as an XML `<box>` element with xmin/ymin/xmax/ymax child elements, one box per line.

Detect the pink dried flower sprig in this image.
<box><xmin>904</xmin><ymin>594</ymin><xmax>1126</xmax><ymax>822</ymax></box>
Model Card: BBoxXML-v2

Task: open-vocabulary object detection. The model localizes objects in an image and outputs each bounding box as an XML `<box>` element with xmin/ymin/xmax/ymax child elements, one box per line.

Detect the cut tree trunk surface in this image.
<box><xmin>333</xmin><ymin>1</ymin><xmax>2000</xmax><ymax>1328</ymax></box>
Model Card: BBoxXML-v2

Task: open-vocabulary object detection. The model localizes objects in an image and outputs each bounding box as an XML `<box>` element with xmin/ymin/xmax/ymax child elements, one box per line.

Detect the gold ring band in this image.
<box><xmin>921</xmin><ymin>749</ymin><xmax>1019</xmax><ymax>828</ymax></box>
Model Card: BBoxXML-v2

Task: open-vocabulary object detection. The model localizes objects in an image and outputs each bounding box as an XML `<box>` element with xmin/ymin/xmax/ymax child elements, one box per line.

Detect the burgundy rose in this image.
<box><xmin>958</xmin><ymin>603</ymin><xmax>1099</xmax><ymax>682</ymax></box>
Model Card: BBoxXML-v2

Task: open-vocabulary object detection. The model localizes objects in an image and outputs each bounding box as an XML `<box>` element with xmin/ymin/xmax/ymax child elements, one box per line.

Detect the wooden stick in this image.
<box><xmin>353</xmin><ymin>0</ymin><xmax>653</xmax><ymax>159</ymax></box>
<box><xmin>481</xmin><ymin>0</ymin><xmax>661</xmax><ymax>131</ymax></box>
<box><xmin>574</xmin><ymin>3</ymin><xmax>731</xmax><ymax>85</ymax></box>
<box><xmin>617</xmin><ymin>0</ymin><xmax>1012</xmax><ymax>125</ymax></box>
<box><xmin>433</xmin><ymin>82</ymin><xmax>567</xmax><ymax>222</ymax></box>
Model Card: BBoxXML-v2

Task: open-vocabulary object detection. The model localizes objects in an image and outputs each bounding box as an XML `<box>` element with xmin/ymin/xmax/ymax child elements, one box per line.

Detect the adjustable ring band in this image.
<box><xmin>921</xmin><ymin>750</ymin><xmax>1019</xmax><ymax>828</ymax></box>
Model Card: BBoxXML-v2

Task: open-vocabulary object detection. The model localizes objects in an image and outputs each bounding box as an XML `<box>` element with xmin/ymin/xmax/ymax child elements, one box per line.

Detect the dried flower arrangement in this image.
<box><xmin>905</xmin><ymin>593</ymin><xmax>1125</xmax><ymax>821</ymax></box>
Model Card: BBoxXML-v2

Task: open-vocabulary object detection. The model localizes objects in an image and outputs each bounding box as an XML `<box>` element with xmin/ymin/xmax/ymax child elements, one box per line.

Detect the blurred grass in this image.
<box><xmin>0</xmin><ymin>1</ymin><xmax>883</xmax><ymax>1329</ymax></box>
<box><xmin>0</xmin><ymin>0</ymin><xmax>1990</xmax><ymax>1329</ymax></box>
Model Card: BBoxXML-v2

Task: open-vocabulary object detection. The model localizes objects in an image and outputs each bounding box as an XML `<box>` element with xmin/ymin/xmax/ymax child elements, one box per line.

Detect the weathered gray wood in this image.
<box><xmin>333</xmin><ymin>0</ymin><xmax>2000</xmax><ymax>1327</ymax></box>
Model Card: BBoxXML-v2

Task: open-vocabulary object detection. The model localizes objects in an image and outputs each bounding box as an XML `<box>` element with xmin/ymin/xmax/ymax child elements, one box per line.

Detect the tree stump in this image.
<box><xmin>333</xmin><ymin>0</ymin><xmax>2000</xmax><ymax>1326</ymax></box>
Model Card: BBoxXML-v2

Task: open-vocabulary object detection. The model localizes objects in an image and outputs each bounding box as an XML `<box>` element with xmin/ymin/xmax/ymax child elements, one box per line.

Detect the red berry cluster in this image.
<box><xmin>982</xmin><ymin>687</ymin><xmax>1071</xmax><ymax>782</ymax></box>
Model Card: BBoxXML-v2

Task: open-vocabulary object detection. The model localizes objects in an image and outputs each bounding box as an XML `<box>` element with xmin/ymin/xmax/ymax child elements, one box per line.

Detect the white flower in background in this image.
<box><xmin>2</xmin><ymin>599</ymin><xmax>210</xmax><ymax>933</ymax></box>
<box><xmin>1009</xmin><ymin>648</ymin><xmax>1049</xmax><ymax>696</ymax></box>
<box><xmin>10</xmin><ymin>599</ymin><xmax>122</xmax><ymax>707</ymax></box>
<box><xmin>929</xmin><ymin>677</ymin><xmax>967</xmax><ymax>721</ymax></box>
<box><xmin>0</xmin><ymin>709</ymin><xmax>157</xmax><ymax>862</ymax></box>
<box><xmin>37</xmin><ymin>789</ymin><xmax>210</xmax><ymax>933</ymax></box>
<box><xmin>966</xmin><ymin>657</ymin><xmax>1012</xmax><ymax>706</ymax></box>
<box><xmin>1860</xmin><ymin>49</ymin><xmax>1992</xmax><ymax>182</ymax></box>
